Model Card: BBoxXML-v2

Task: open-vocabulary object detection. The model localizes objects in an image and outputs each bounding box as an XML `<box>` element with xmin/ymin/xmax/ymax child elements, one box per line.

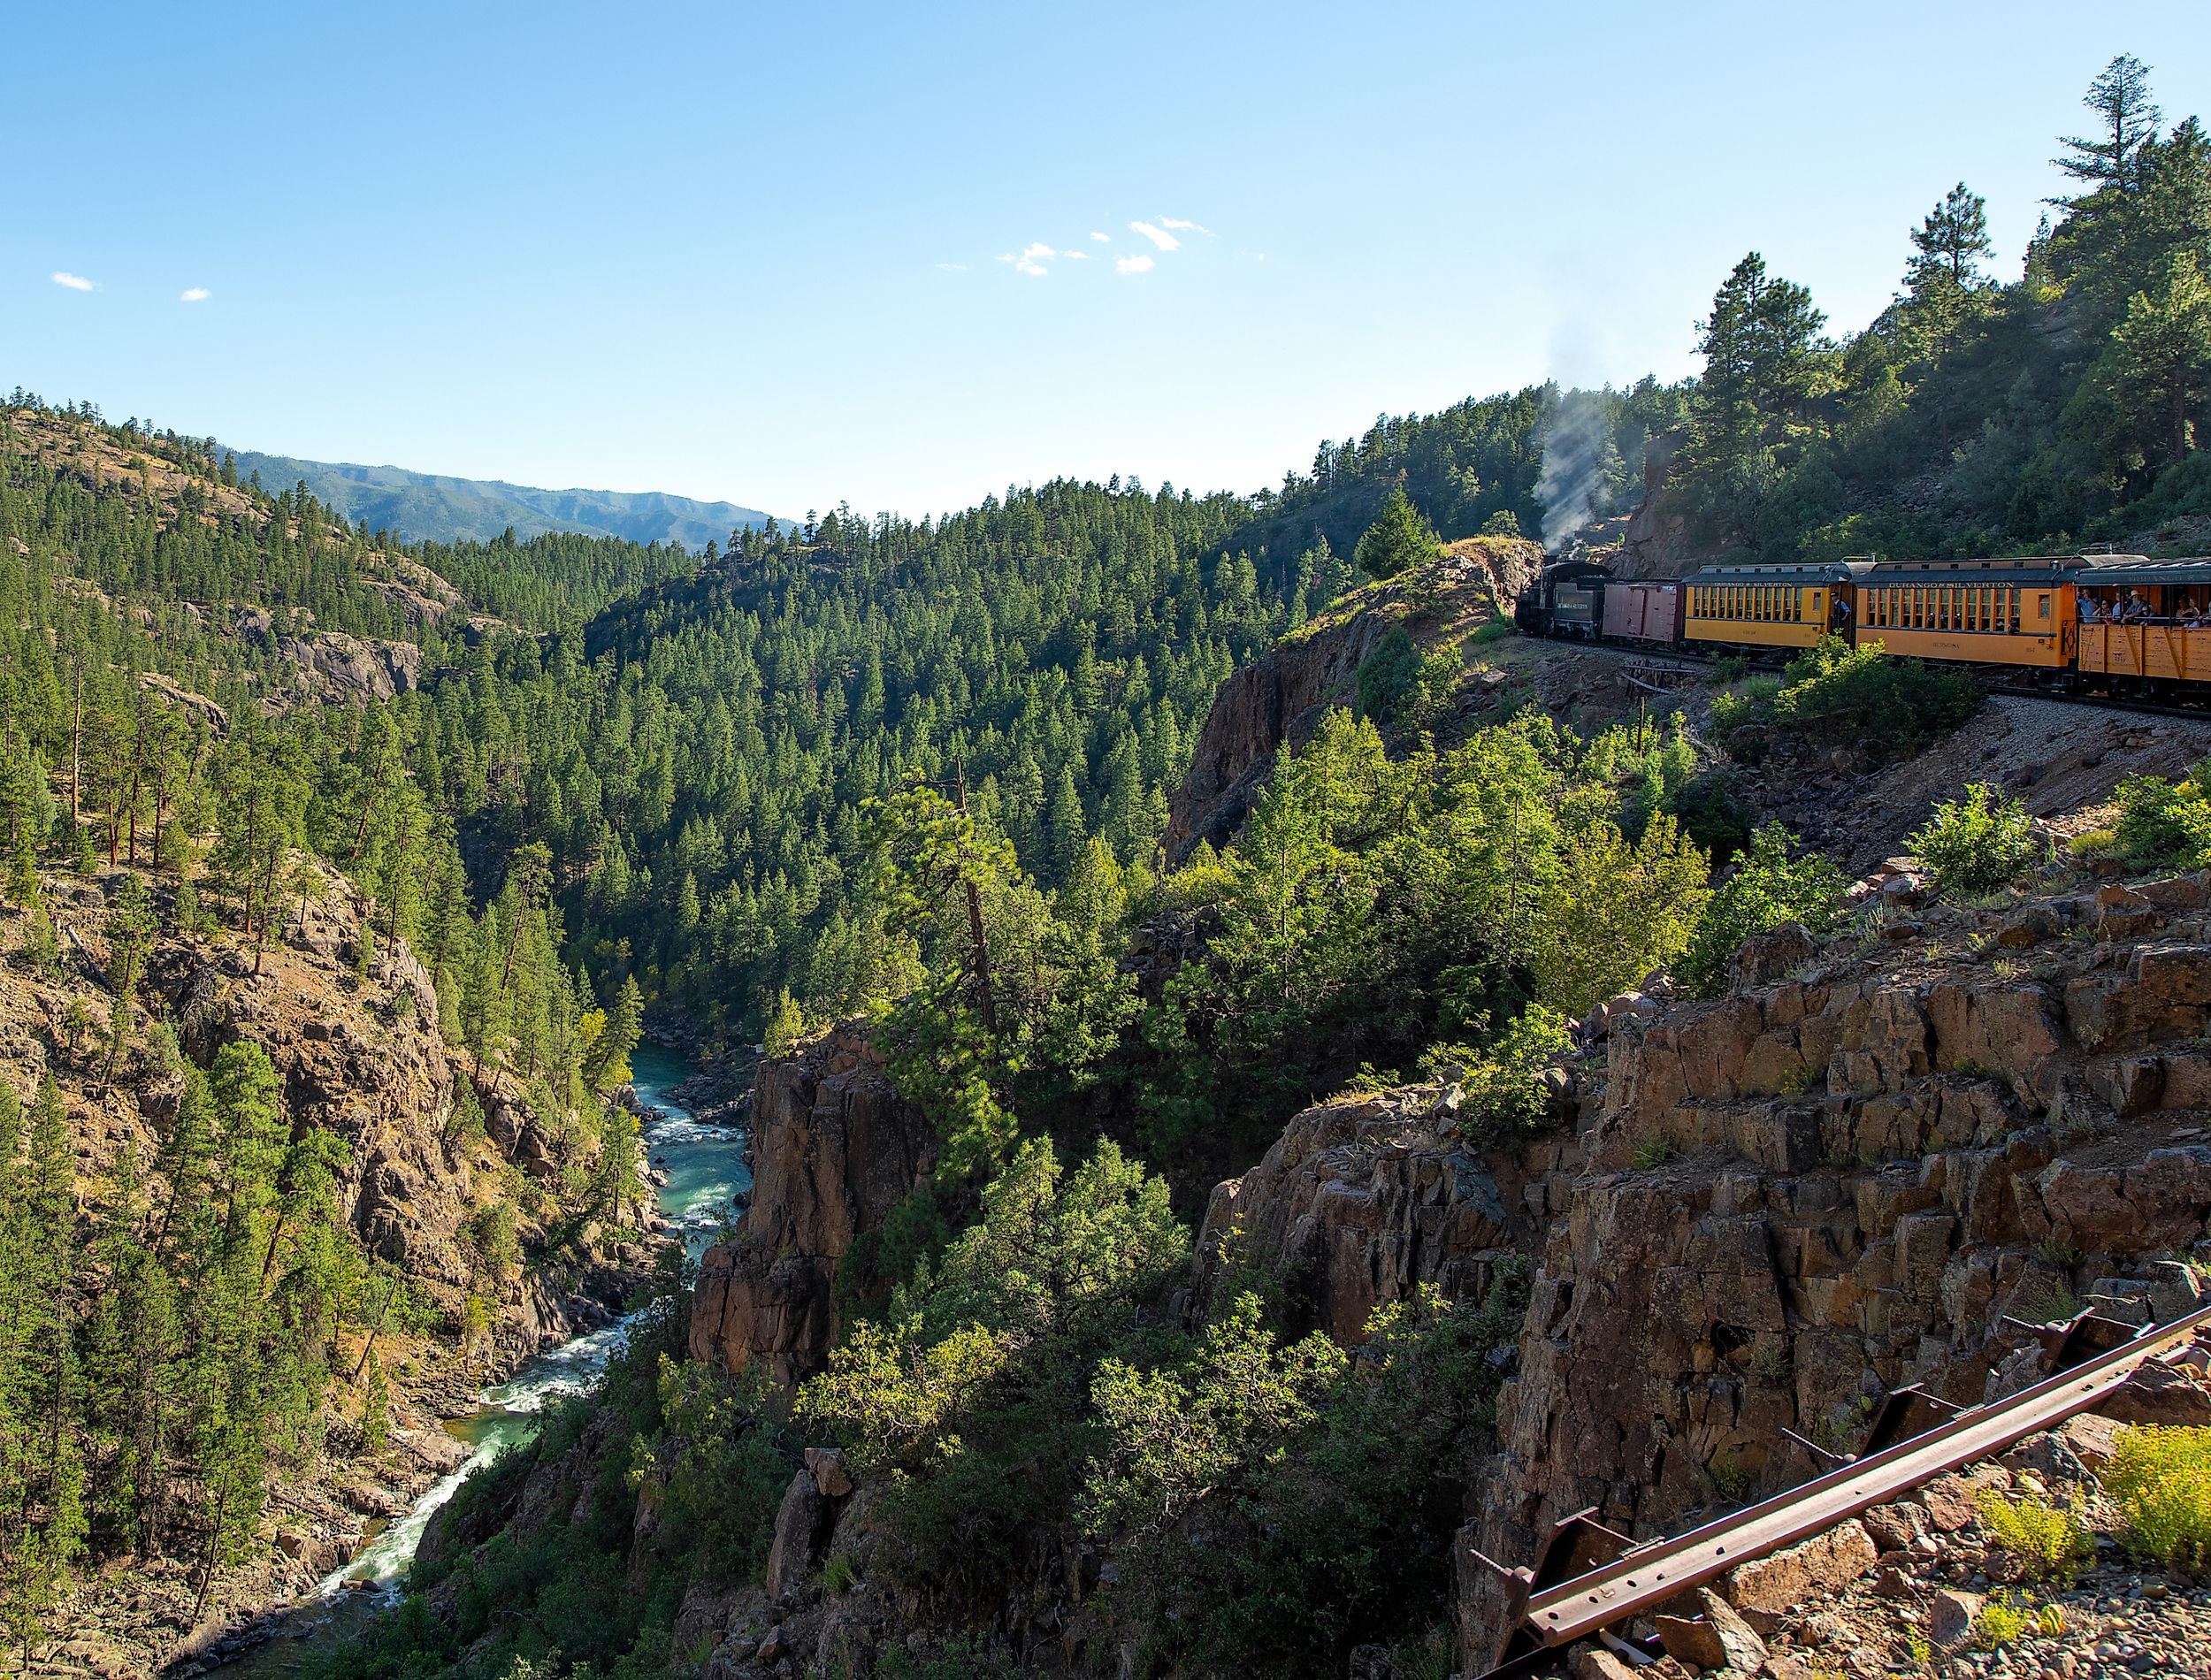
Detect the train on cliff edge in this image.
<box><xmin>1514</xmin><ymin>553</ymin><xmax>2211</xmax><ymax>693</ymax></box>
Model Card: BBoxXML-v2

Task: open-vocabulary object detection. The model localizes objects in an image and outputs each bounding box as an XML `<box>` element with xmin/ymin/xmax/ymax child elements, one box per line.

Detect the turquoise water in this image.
<box><xmin>631</xmin><ymin>1042</ymin><xmax>753</xmax><ymax>1262</ymax></box>
<box><xmin>312</xmin><ymin>1046</ymin><xmax>747</xmax><ymax>1600</ymax></box>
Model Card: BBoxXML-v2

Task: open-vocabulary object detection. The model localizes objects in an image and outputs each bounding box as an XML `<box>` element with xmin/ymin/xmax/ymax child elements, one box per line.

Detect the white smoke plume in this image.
<box><xmin>1536</xmin><ymin>389</ymin><xmax>1615</xmax><ymax>551</ymax></box>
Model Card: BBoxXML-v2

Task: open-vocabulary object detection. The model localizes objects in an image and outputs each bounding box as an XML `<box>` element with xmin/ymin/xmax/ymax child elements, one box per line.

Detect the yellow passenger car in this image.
<box><xmin>2072</xmin><ymin>558</ymin><xmax>2211</xmax><ymax>685</ymax></box>
<box><xmin>1853</xmin><ymin>557</ymin><xmax>2085</xmax><ymax>669</ymax></box>
<box><xmin>1683</xmin><ymin>562</ymin><xmax>1869</xmax><ymax>651</ymax></box>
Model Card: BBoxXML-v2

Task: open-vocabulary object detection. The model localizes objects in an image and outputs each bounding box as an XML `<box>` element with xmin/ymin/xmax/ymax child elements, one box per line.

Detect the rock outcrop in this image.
<box><xmin>1189</xmin><ymin>1082</ymin><xmax>1573</xmax><ymax>1342</ymax></box>
<box><xmin>1167</xmin><ymin>867</ymin><xmax>2211</xmax><ymax>1673</ymax></box>
<box><xmin>237</xmin><ymin>607</ymin><xmax>425</xmax><ymax>703</ymax></box>
<box><xmin>1165</xmin><ymin>537</ymin><xmax>1541</xmax><ymax>860</ymax></box>
<box><xmin>1440</xmin><ymin>874</ymin><xmax>2211</xmax><ymax>1669</ymax></box>
<box><xmin>689</xmin><ymin>1024</ymin><xmax>937</xmax><ymax>1392</ymax></box>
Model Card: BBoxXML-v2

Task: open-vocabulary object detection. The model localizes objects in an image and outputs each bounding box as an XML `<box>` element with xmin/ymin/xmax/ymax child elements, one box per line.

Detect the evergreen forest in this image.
<box><xmin>0</xmin><ymin>51</ymin><xmax>2207</xmax><ymax>1680</ymax></box>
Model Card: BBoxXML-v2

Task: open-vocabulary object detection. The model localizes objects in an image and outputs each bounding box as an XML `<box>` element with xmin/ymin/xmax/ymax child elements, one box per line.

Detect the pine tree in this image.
<box><xmin>1352</xmin><ymin>486</ymin><xmax>1439</xmax><ymax>580</ymax></box>
<box><xmin>2057</xmin><ymin>55</ymin><xmax>2161</xmax><ymax>195</ymax></box>
<box><xmin>2097</xmin><ymin>250</ymin><xmax>2211</xmax><ymax>469</ymax></box>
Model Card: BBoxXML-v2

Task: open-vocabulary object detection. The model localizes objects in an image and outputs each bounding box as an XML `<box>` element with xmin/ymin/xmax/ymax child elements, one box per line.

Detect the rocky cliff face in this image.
<box><xmin>1165</xmin><ymin>536</ymin><xmax>1541</xmax><ymax>861</ymax></box>
<box><xmin>690</xmin><ymin>1024</ymin><xmax>937</xmax><ymax>1391</ymax></box>
<box><xmin>1188</xmin><ymin>1082</ymin><xmax>1576</xmax><ymax>1343</ymax></box>
<box><xmin>1465</xmin><ymin>881</ymin><xmax>2211</xmax><ymax>1665</ymax></box>
<box><xmin>1165</xmin><ymin>867</ymin><xmax>2211</xmax><ymax>1672</ymax></box>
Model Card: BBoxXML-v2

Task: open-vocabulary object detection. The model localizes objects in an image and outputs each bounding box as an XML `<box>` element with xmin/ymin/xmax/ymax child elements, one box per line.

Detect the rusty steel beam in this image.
<box><xmin>1486</xmin><ymin>1298</ymin><xmax>2211</xmax><ymax>1669</ymax></box>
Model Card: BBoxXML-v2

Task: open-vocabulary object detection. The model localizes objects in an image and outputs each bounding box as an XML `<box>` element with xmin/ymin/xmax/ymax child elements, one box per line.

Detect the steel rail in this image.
<box><xmin>1511</xmin><ymin>1297</ymin><xmax>2211</xmax><ymax>1653</ymax></box>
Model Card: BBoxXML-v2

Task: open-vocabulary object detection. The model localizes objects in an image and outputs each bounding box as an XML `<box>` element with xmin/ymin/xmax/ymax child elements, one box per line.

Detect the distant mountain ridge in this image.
<box><xmin>232</xmin><ymin>449</ymin><xmax>781</xmax><ymax>549</ymax></box>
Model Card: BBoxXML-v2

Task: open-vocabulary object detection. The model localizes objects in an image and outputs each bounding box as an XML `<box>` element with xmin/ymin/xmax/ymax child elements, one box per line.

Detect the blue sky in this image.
<box><xmin>6</xmin><ymin>2</ymin><xmax>2207</xmax><ymax>523</ymax></box>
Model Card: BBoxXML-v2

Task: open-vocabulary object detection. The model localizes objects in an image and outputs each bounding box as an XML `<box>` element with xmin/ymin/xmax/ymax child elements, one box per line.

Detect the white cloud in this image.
<box><xmin>180</xmin><ymin>286</ymin><xmax>210</xmax><ymax>302</ymax></box>
<box><xmin>1115</xmin><ymin>254</ymin><xmax>1155</xmax><ymax>275</ymax></box>
<box><xmin>1000</xmin><ymin>241</ymin><xmax>1057</xmax><ymax>277</ymax></box>
<box><xmin>937</xmin><ymin>262</ymin><xmax>968</xmax><ymax>271</ymax></box>
<box><xmin>1062</xmin><ymin>249</ymin><xmax>1088</xmax><ymax>261</ymax></box>
<box><xmin>1090</xmin><ymin>231</ymin><xmax>1111</xmax><ymax>242</ymax></box>
<box><xmin>51</xmin><ymin>271</ymin><xmax>96</xmax><ymax>291</ymax></box>
<box><xmin>1128</xmin><ymin>221</ymin><xmax>1179</xmax><ymax>251</ymax></box>
<box><xmin>1158</xmin><ymin>218</ymin><xmax>1213</xmax><ymax>234</ymax></box>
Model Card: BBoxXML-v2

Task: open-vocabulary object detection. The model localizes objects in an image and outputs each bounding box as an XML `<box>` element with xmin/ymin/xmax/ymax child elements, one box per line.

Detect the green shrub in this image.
<box><xmin>2112</xmin><ymin>767</ymin><xmax>2211</xmax><ymax>867</ymax></box>
<box><xmin>1356</xmin><ymin>625</ymin><xmax>1424</xmax><ymax>722</ymax></box>
<box><xmin>1630</xmin><ymin>1136</ymin><xmax>1673</xmax><ymax>1170</ymax></box>
<box><xmin>1973</xmin><ymin>1589</ymin><xmax>2030</xmax><ymax>1649</ymax></box>
<box><xmin>1428</xmin><ymin>1005</ymin><xmax>1571</xmax><ymax>1136</ymax></box>
<box><xmin>1084</xmin><ymin>1270</ymin><xmax>1530</xmax><ymax>1678</ymax></box>
<box><xmin>1712</xmin><ymin>636</ymin><xmax>1978</xmax><ymax>761</ymax></box>
<box><xmin>1677</xmin><ymin>823</ymin><xmax>1847</xmax><ymax>997</ymax></box>
<box><xmin>1975</xmin><ymin>1487</ymin><xmax>2090</xmax><ymax>1579</ymax></box>
<box><xmin>2104</xmin><ymin>1424</ymin><xmax>2211</xmax><ymax>1572</ymax></box>
<box><xmin>1909</xmin><ymin>783</ymin><xmax>2039</xmax><ymax>894</ymax></box>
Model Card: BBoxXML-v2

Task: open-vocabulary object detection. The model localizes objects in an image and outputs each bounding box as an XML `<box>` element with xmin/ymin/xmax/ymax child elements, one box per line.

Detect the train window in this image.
<box><xmin>2037</xmin><ymin>594</ymin><xmax>2049</xmax><ymax>621</ymax></box>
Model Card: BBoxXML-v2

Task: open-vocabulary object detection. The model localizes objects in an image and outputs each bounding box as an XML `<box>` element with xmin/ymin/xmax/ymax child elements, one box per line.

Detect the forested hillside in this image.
<box><xmin>0</xmin><ymin>401</ymin><xmax>684</xmax><ymax>1659</ymax></box>
<box><xmin>7</xmin><ymin>52</ymin><xmax>2211</xmax><ymax>1679</ymax></box>
<box><xmin>1639</xmin><ymin>55</ymin><xmax>2211</xmax><ymax>566</ymax></box>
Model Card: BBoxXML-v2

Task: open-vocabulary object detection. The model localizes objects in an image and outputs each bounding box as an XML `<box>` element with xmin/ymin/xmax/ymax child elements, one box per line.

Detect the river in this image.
<box><xmin>310</xmin><ymin>1045</ymin><xmax>750</xmax><ymax>1600</ymax></box>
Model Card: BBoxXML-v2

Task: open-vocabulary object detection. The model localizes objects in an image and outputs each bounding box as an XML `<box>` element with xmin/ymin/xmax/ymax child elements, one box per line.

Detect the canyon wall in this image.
<box><xmin>689</xmin><ymin>1023</ymin><xmax>937</xmax><ymax>1391</ymax></box>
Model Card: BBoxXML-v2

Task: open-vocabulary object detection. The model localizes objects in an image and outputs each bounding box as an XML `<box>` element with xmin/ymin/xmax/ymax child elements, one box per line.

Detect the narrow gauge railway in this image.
<box><xmin>1516</xmin><ymin>553</ymin><xmax>2211</xmax><ymax>706</ymax></box>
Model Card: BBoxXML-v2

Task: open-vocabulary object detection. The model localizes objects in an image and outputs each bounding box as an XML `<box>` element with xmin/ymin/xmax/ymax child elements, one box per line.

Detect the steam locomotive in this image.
<box><xmin>1514</xmin><ymin>554</ymin><xmax>2211</xmax><ymax>691</ymax></box>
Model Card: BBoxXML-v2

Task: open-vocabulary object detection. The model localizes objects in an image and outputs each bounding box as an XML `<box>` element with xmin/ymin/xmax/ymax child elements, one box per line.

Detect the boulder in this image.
<box><xmin>806</xmin><ymin>1446</ymin><xmax>855</xmax><ymax>1499</ymax></box>
<box><xmin>1861</xmin><ymin>1501</ymin><xmax>1929</xmax><ymax>1553</ymax></box>
<box><xmin>1654</xmin><ymin>1590</ymin><xmax>1766</xmax><ymax>1672</ymax></box>
<box><xmin>763</xmin><ymin>1470</ymin><xmax>829</xmax><ymax>1599</ymax></box>
<box><xmin>1731</xmin><ymin>922</ymin><xmax>1817</xmax><ymax>989</ymax></box>
<box><xmin>1915</xmin><ymin>1468</ymin><xmax>2008</xmax><ymax>1532</ymax></box>
<box><xmin>2097</xmin><ymin>1362</ymin><xmax>2211</xmax><ymax>1426</ymax></box>
<box><xmin>1572</xmin><ymin>1652</ymin><xmax>1641</xmax><ymax>1680</ymax></box>
<box><xmin>2148</xmin><ymin>1257</ymin><xmax>2207</xmax><ymax>1323</ymax></box>
<box><xmin>1720</xmin><ymin>1520</ymin><xmax>1878</xmax><ymax>1631</ymax></box>
<box><xmin>1929</xmin><ymin>1588</ymin><xmax>1982</xmax><ymax>1650</ymax></box>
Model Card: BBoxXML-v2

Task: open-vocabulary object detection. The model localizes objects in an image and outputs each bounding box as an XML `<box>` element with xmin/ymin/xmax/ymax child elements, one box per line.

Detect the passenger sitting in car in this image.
<box><xmin>2080</xmin><ymin>596</ymin><xmax>2105</xmax><ymax>622</ymax></box>
<box><xmin>2181</xmin><ymin>601</ymin><xmax>2203</xmax><ymax>625</ymax></box>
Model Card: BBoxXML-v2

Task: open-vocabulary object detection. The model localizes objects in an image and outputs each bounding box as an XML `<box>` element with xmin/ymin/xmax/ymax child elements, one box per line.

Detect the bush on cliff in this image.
<box><xmin>795</xmin><ymin>1137</ymin><xmax>1186</xmax><ymax>1604</ymax></box>
<box><xmin>1710</xmin><ymin>636</ymin><xmax>1979</xmax><ymax>764</ymax></box>
<box><xmin>2112</xmin><ymin>764</ymin><xmax>2211</xmax><ymax>867</ymax></box>
<box><xmin>1909</xmin><ymin>782</ymin><xmax>2041</xmax><ymax>895</ymax></box>
<box><xmin>1137</xmin><ymin>707</ymin><xmax>1712</xmax><ymax>1169</ymax></box>
<box><xmin>1426</xmin><ymin>1003</ymin><xmax>1571</xmax><ymax>1135</ymax></box>
<box><xmin>1677</xmin><ymin>823</ymin><xmax>1848</xmax><ymax>997</ymax></box>
<box><xmin>1083</xmin><ymin>1267</ymin><xmax>1530</xmax><ymax>1678</ymax></box>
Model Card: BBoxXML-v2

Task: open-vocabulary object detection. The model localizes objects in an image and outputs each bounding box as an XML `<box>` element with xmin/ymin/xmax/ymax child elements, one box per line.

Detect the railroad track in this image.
<box><xmin>1526</xmin><ymin>632</ymin><xmax>2211</xmax><ymax>725</ymax></box>
<box><xmin>1472</xmin><ymin>1301</ymin><xmax>2211</xmax><ymax>1677</ymax></box>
